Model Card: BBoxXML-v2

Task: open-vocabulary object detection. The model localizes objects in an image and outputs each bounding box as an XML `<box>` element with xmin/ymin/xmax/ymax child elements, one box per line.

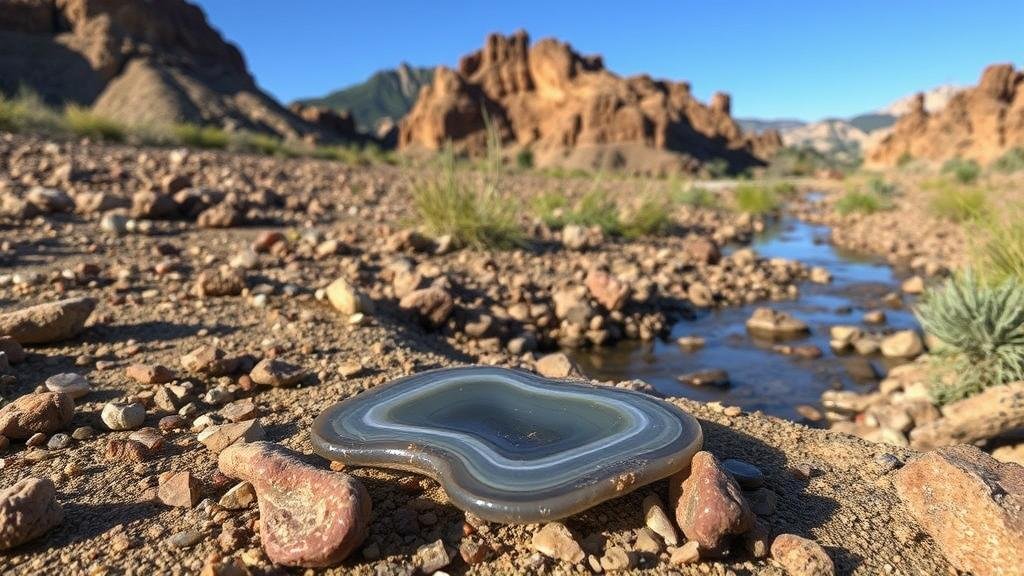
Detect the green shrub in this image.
<box><xmin>172</xmin><ymin>123</ymin><xmax>230</xmax><ymax>149</ymax></box>
<box><xmin>516</xmin><ymin>148</ymin><xmax>534</xmax><ymax>169</ymax></box>
<box><xmin>622</xmin><ymin>193</ymin><xmax>673</xmax><ymax>238</ymax></box>
<box><xmin>733</xmin><ymin>183</ymin><xmax>782</xmax><ymax>214</ymax></box>
<box><xmin>563</xmin><ymin>187</ymin><xmax>622</xmax><ymax>234</ymax></box>
<box><xmin>412</xmin><ymin>123</ymin><xmax>521</xmax><ymax>249</ymax></box>
<box><xmin>0</xmin><ymin>89</ymin><xmax>62</xmax><ymax>133</ymax></box>
<box><xmin>233</xmin><ymin>131</ymin><xmax>285</xmax><ymax>155</ymax></box>
<box><xmin>974</xmin><ymin>216</ymin><xmax>1024</xmax><ymax>284</ymax></box>
<box><xmin>532</xmin><ymin>192</ymin><xmax>569</xmax><ymax>228</ymax></box>
<box><xmin>865</xmin><ymin>175</ymin><xmax>898</xmax><ymax>197</ymax></box>
<box><xmin>941</xmin><ymin>157</ymin><xmax>981</xmax><ymax>184</ymax></box>
<box><xmin>896</xmin><ymin>152</ymin><xmax>914</xmax><ymax>168</ymax></box>
<box><xmin>62</xmin><ymin>105</ymin><xmax>125</xmax><ymax>142</ymax></box>
<box><xmin>916</xmin><ymin>272</ymin><xmax>1024</xmax><ymax>403</ymax></box>
<box><xmin>835</xmin><ymin>190</ymin><xmax>889</xmax><ymax>215</ymax></box>
<box><xmin>703</xmin><ymin>158</ymin><xmax>730</xmax><ymax>179</ymax></box>
<box><xmin>991</xmin><ymin>147</ymin><xmax>1024</xmax><ymax>173</ymax></box>
<box><xmin>927</xmin><ymin>180</ymin><xmax>988</xmax><ymax>222</ymax></box>
<box><xmin>672</xmin><ymin>185</ymin><xmax>718</xmax><ymax>208</ymax></box>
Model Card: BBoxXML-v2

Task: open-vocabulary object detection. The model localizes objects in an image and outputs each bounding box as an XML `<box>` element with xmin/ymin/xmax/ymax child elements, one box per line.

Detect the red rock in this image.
<box><xmin>0</xmin><ymin>392</ymin><xmax>75</xmax><ymax>440</ymax></box>
<box><xmin>158</xmin><ymin>471</ymin><xmax>201</xmax><ymax>508</ymax></box>
<box><xmin>770</xmin><ymin>534</ymin><xmax>834</xmax><ymax>576</ymax></box>
<box><xmin>893</xmin><ymin>445</ymin><xmax>1024</xmax><ymax>576</ymax></box>
<box><xmin>670</xmin><ymin>451</ymin><xmax>753</xmax><ymax>554</ymax></box>
<box><xmin>217</xmin><ymin>442</ymin><xmax>371</xmax><ymax>567</ymax></box>
<box><xmin>181</xmin><ymin>345</ymin><xmax>239</xmax><ymax>376</ymax></box>
<box><xmin>249</xmin><ymin>358</ymin><xmax>306</xmax><ymax>387</ymax></box>
<box><xmin>585</xmin><ymin>268</ymin><xmax>630</xmax><ymax>311</ymax></box>
<box><xmin>0</xmin><ymin>297</ymin><xmax>96</xmax><ymax>344</ymax></box>
<box><xmin>126</xmin><ymin>363</ymin><xmax>176</xmax><ymax>384</ymax></box>
<box><xmin>0</xmin><ymin>477</ymin><xmax>64</xmax><ymax>550</ymax></box>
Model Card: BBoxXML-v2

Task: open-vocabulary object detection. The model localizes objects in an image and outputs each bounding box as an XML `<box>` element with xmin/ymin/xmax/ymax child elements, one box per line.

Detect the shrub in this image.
<box><xmin>0</xmin><ymin>89</ymin><xmax>62</xmax><ymax>133</ymax></box>
<box><xmin>233</xmin><ymin>131</ymin><xmax>285</xmax><ymax>155</ymax></box>
<box><xmin>974</xmin><ymin>215</ymin><xmax>1024</xmax><ymax>284</ymax></box>
<box><xmin>865</xmin><ymin>175</ymin><xmax>898</xmax><ymax>197</ymax></box>
<box><xmin>672</xmin><ymin>185</ymin><xmax>718</xmax><ymax>208</ymax></box>
<box><xmin>733</xmin><ymin>183</ymin><xmax>782</xmax><ymax>214</ymax></box>
<box><xmin>916</xmin><ymin>272</ymin><xmax>1024</xmax><ymax>403</ymax></box>
<box><xmin>927</xmin><ymin>180</ymin><xmax>988</xmax><ymax>222</ymax></box>
<box><xmin>563</xmin><ymin>187</ymin><xmax>622</xmax><ymax>235</ymax></box>
<box><xmin>941</xmin><ymin>157</ymin><xmax>981</xmax><ymax>184</ymax></box>
<box><xmin>516</xmin><ymin>148</ymin><xmax>534</xmax><ymax>169</ymax></box>
<box><xmin>621</xmin><ymin>193</ymin><xmax>673</xmax><ymax>238</ymax></box>
<box><xmin>991</xmin><ymin>147</ymin><xmax>1024</xmax><ymax>173</ymax></box>
<box><xmin>896</xmin><ymin>152</ymin><xmax>914</xmax><ymax>168</ymax></box>
<box><xmin>62</xmin><ymin>105</ymin><xmax>125</xmax><ymax>142</ymax></box>
<box><xmin>172</xmin><ymin>123</ymin><xmax>230</xmax><ymax>149</ymax></box>
<box><xmin>532</xmin><ymin>192</ymin><xmax>569</xmax><ymax>228</ymax></box>
<box><xmin>411</xmin><ymin>122</ymin><xmax>521</xmax><ymax>249</ymax></box>
<box><xmin>835</xmin><ymin>190</ymin><xmax>889</xmax><ymax>215</ymax></box>
<box><xmin>703</xmin><ymin>158</ymin><xmax>730</xmax><ymax>179</ymax></box>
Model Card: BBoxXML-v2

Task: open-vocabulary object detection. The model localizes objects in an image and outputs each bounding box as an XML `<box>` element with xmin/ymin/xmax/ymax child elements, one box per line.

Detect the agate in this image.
<box><xmin>311</xmin><ymin>366</ymin><xmax>702</xmax><ymax>523</ymax></box>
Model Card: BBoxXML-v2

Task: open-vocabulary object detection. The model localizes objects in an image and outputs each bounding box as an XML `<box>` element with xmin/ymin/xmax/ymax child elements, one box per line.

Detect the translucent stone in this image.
<box><xmin>312</xmin><ymin>366</ymin><xmax>702</xmax><ymax>523</ymax></box>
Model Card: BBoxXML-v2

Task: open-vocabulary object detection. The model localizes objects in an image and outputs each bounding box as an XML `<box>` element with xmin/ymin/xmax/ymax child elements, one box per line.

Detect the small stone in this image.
<box><xmin>101</xmin><ymin>402</ymin><xmax>146</xmax><ymax>431</ymax></box>
<box><xmin>669</xmin><ymin>541</ymin><xmax>700</xmax><ymax>565</ymax></box>
<box><xmin>126</xmin><ymin>364</ymin><xmax>175</xmax><ymax>384</ymax></box>
<box><xmin>535</xmin><ymin>353</ymin><xmax>581</xmax><ymax>379</ymax></box>
<box><xmin>399</xmin><ymin>285</ymin><xmax>454</xmax><ymax>327</ymax></box>
<box><xmin>746</xmin><ymin>308</ymin><xmax>809</xmax><ymax>338</ymax></box>
<box><xmin>532</xmin><ymin>522</ymin><xmax>584</xmax><ymax>563</ymax></box>
<box><xmin>249</xmin><ymin>358</ymin><xmax>306</xmax><ymax>387</ymax></box>
<box><xmin>676</xmin><ymin>336</ymin><xmax>705</xmax><ymax>350</ymax></box>
<box><xmin>459</xmin><ymin>539</ymin><xmax>491</xmax><ymax>564</ymax></box>
<box><xmin>218</xmin><ymin>442</ymin><xmax>371</xmax><ymax>567</ymax></box>
<box><xmin>198</xmin><ymin>420</ymin><xmax>265</xmax><ymax>454</ymax></box>
<box><xmin>721</xmin><ymin>459</ymin><xmax>764</xmax><ymax>489</ymax></box>
<box><xmin>168</xmin><ymin>529</ymin><xmax>202</xmax><ymax>548</ymax></box>
<box><xmin>770</xmin><ymin>534</ymin><xmax>834</xmax><ymax>576</ymax></box>
<box><xmin>128</xmin><ymin>428</ymin><xmax>164</xmax><ymax>451</ymax></box>
<box><xmin>104</xmin><ymin>438</ymin><xmax>152</xmax><ymax>462</ymax></box>
<box><xmin>0</xmin><ymin>392</ymin><xmax>75</xmax><ymax>439</ymax></box>
<box><xmin>599</xmin><ymin>546</ymin><xmax>634</xmax><ymax>571</ymax></box>
<box><xmin>71</xmin><ymin>426</ymin><xmax>95</xmax><ymax>440</ymax></box>
<box><xmin>901</xmin><ymin>275</ymin><xmax>925</xmax><ymax>294</ymax></box>
<box><xmin>642</xmin><ymin>493</ymin><xmax>678</xmax><ymax>546</ymax></box>
<box><xmin>26</xmin><ymin>432</ymin><xmax>46</xmax><ymax>447</ymax></box>
<box><xmin>0</xmin><ymin>477</ymin><xmax>64</xmax><ymax>550</ymax></box>
<box><xmin>634</xmin><ymin>528</ymin><xmax>662</xmax><ymax>554</ymax></box>
<box><xmin>44</xmin><ymin>373</ymin><xmax>90</xmax><ymax>398</ymax></box>
<box><xmin>158</xmin><ymin>471</ymin><xmax>200</xmax><ymax>508</ymax></box>
<box><xmin>417</xmin><ymin>539</ymin><xmax>451</xmax><ymax>573</ymax></box>
<box><xmin>219</xmin><ymin>482</ymin><xmax>256</xmax><ymax>510</ymax></box>
<box><xmin>863</xmin><ymin>310</ymin><xmax>886</xmax><ymax>324</ymax></box>
<box><xmin>880</xmin><ymin>330</ymin><xmax>924</xmax><ymax>359</ymax></box>
<box><xmin>586</xmin><ymin>268</ymin><xmax>630</xmax><ymax>311</ymax></box>
<box><xmin>326</xmin><ymin>277</ymin><xmax>368</xmax><ymax>315</ymax></box>
<box><xmin>677</xmin><ymin>369</ymin><xmax>729</xmax><ymax>387</ymax></box>
<box><xmin>745</xmin><ymin>487</ymin><xmax>777</xmax><ymax>516</ymax></box>
<box><xmin>196</xmin><ymin>266</ymin><xmax>247</xmax><ymax>297</ymax></box>
<box><xmin>181</xmin><ymin>346</ymin><xmax>238</xmax><ymax>376</ymax></box>
<box><xmin>46</xmin><ymin>433</ymin><xmax>71</xmax><ymax>450</ymax></box>
<box><xmin>671</xmin><ymin>451</ymin><xmax>753</xmax><ymax>555</ymax></box>
<box><xmin>220</xmin><ymin>399</ymin><xmax>257</xmax><ymax>422</ymax></box>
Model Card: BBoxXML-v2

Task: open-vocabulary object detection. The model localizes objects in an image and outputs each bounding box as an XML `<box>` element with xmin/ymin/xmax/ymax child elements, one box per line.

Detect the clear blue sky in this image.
<box><xmin>196</xmin><ymin>0</ymin><xmax>1022</xmax><ymax>121</ymax></box>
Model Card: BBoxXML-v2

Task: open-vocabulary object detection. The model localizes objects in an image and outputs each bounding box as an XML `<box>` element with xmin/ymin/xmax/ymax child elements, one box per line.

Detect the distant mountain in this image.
<box><xmin>880</xmin><ymin>84</ymin><xmax>962</xmax><ymax>116</ymax></box>
<box><xmin>297</xmin><ymin>63</ymin><xmax>433</xmax><ymax>130</ymax></box>
<box><xmin>737</xmin><ymin>118</ymin><xmax>806</xmax><ymax>134</ymax></box>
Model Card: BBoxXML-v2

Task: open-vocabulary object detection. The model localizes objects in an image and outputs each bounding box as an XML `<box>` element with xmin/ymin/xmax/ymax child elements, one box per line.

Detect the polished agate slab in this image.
<box><xmin>311</xmin><ymin>366</ymin><xmax>702</xmax><ymax>523</ymax></box>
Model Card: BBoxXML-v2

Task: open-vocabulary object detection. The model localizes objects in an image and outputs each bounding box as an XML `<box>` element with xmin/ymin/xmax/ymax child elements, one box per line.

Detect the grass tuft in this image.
<box><xmin>172</xmin><ymin>123</ymin><xmax>230</xmax><ymax>149</ymax></box>
<box><xmin>973</xmin><ymin>214</ymin><xmax>1024</xmax><ymax>285</ymax></box>
<box><xmin>63</xmin><ymin>105</ymin><xmax>125</xmax><ymax>142</ymax></box>
<box><xmin>941</xmin><ymin>157</ymin><xmax>981</xmax><ymax>184</ymax></box>
<box><xmin>0</xmin><ymin>89</ymin><xmax>62</xmax><ymax>133</ymax></box>
<box><xmin>733</xmin><ymin>183</ymin><xmax>784</xmax><ymax>214</ymax></box>
<box><xmin>926</xmin><ymin>179</ymin><xmax>988</xmax><ymax>222</ymax></box>
<box><xmin>991</xmin><ymin>147</ymin><xmax>1024</xmax><ymax>173</ymax></box>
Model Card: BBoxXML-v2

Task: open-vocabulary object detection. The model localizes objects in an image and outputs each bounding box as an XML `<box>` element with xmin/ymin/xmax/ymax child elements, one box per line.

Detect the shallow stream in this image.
<box><xmin>569</xmin><ymin>215</ymin><xmax>921</xmax><ymax>422</ymax></box>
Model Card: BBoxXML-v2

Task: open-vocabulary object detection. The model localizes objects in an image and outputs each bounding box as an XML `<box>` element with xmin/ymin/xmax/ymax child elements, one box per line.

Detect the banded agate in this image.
<box><xmin>311</xmin><ymin>366</ymin><xmax>702</xmax><ymax>523</ymax></box>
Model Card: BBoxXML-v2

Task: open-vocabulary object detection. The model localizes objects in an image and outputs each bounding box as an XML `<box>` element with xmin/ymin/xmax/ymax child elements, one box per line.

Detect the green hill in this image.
<box><xmin>297</xmin><ymin>63</ymin><xmax>432</xmax><ymax>130</ymax></box>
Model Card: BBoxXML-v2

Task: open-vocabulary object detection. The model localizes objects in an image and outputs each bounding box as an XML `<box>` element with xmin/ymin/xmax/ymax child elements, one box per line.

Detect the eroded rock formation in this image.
<box><xmin>868</xmin><ymin>64</ymin><xmax>1024</xmax><ymax>166</ymax></box>
<box><xmin>399</xmin><ymin>31</ymin><xmax>780</xmax><ymax>174</ymax></box>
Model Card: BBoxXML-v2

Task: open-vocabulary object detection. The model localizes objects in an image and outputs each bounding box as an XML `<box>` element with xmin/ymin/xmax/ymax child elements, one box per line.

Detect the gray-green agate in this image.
<box><xmin>311</xmin><ymin>366</ymin><xmax>702</xmax><ymax>523</ymax></box>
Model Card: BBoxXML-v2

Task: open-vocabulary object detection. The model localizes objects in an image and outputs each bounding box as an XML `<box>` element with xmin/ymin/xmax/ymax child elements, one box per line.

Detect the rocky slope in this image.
<box><xmin>297</xmin><ymin>63</ymin><xmax>433</xmax><ymax>133</ymax></box>
<box><xmin>399</xmin><ymin>31</ymin><xmax>781</xmax><ymax>174</ymax></box>
<box><xmin>869</xmin><ymin>64</ymin><xmax>1024</xmax><ymax>166</ymax></box>
<box><xmin>0</xmin><ymin>0</ymin><xmax>320</xmax><ymax>140</ymax></box>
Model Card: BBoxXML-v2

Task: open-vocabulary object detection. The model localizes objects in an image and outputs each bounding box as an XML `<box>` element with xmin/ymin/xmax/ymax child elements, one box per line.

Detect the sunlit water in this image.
<box><xmin>569</xmin><ymin>216</ymin><xmax>920</xmax><ymax>422</ymax></box>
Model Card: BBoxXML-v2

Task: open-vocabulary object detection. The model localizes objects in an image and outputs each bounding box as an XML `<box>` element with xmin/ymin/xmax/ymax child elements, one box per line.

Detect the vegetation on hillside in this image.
<box><xmin>296</xmin><ymin>65</ymin><xmax>433</xmax><ymax>129</ymax></box>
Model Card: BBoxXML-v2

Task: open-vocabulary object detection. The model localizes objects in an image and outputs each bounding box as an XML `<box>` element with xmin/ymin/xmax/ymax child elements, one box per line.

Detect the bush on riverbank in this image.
<box><xmin>926</xmin><ymin>179</ymin><xmax>989</xmax><ymax>222</ymax></box>
<box><xmin>733</xmin><ymin>182</ymin><xmax>792</xmax><ymax>214</ymax></box>
<box><xmin>916</xmin><ymin>272</ymin><xmax>1024</xmax><ymax>404</ymax></box>
<box><xmin>974</xmin><ymin>214</ymin><xmax>1024</xmax><ymax>285</ymax></box>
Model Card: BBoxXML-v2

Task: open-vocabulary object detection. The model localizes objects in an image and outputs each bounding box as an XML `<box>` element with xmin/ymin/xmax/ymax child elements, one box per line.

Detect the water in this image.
<box><xmin>569</xmin><ymin>217</ymin><xmax>920</xmax><ymax>421</ymax></box>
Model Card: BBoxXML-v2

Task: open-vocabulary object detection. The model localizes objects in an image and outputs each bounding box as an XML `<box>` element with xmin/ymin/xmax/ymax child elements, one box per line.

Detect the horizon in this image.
<box><xmin>196</xmin><ymin>0</ymin><xmax>1023</xmax><ymax>122</ymax></box>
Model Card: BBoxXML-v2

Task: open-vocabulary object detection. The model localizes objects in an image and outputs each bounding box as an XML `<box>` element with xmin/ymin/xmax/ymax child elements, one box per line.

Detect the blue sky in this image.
<box><xmin>196</xmin><ymin>1</ymin><xmax>1022</xmax><ymax>121</ymax></box>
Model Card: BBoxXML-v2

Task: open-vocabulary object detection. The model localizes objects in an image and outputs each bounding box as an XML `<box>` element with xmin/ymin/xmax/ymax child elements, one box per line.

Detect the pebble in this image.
<box><xmin>642</xmin><ymin>493</ymin><xmax>678</xmax><ymax>545</ymax></box>
<box><xmin>168</xmin><ymin>529</ymin><xmax>202</xmax><ymax>548</ymax></box>
<box><xmin>770</xmin><ymin>533</ymin><xmax>835</xmax><ymax>576</ymax></box>
<box><xmin>198</xmin><ymin>420</ymin><xmax>265</xmax><ymax>453</ymax></box>
<box><xmin>101</xmin><ymin>402</ymin><xmax>146</xmax><ymax>431</ymax></box>
<box><xmin>532</xmin><ymin>522</ymin><xmax>584</xmax><ymax>563</ymax></box>
<box><xmin>600</xmin><ymin>546</ymin><xmax>634</xmax><ymax>571</ymax></box>
<box><xmin>218</xmin><ymin>482</ymin><xmax>256</xmax><ymax>510</ymax></box>
<box><xmin>721</xmin><ymin>458</ymin><xmax>765</xmax><ymax>489</ymax></box>
<box><xmin>249</xmin><ymin>358</ymin><xmax>306</xmax><ymax>387</ymax></box>
<box><xmin>44</xmin><ymin>373</ymin><xmax>91</xmax><ymax>398</ymax></box>
<box><xmin>158</xmin><ymin>471</ymin><xmax>201</xmax><ymax>508</ymax></box>
<box><xmin>47</xmin><ymin>433</ymin><xmax>71</xmax><ymax>450</ymax></box>
<box><xmin>671</xmin><ymin>451</ymin><xmax>753</xmax><ymax>554</ymax></box>
<box><xmin>416</xmin><ymin>539</ymin><xmax>451</xmax><ymax>573</ymax></box>
<box><xmin>126</xmin><ymin>364</ymin><xmax>175</xmax><ymax>384</ymax></box>
<box><xmin>669</xmin><ymin>541</ymin><xmax>700</xmax><ymax>565</ymax></box>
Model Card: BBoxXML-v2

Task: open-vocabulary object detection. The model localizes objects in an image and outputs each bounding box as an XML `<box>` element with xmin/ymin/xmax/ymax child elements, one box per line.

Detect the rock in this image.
<box><xmin>880</xmin><ymin>330</ymin><xmax>924</xmax><ymax>359</ymax></box>
<box><xmin>585</xmin><ymin>268</ymin><xmax>630</xmax><ymax>311</ymax></box>
<box><xmin>326</xmin><ymin>277</ymin><xmax>368</xmax><ymax>315</ymax></box>
<box><xmin>399</xmin><ymin>285</ymin><xmax>454</xmax><ymax>327</ymax></box>
<box><xmin>196</xmin><ymin>266</ymin><xmax>247</xmax><ymax>298</ymax></box>
<box><xmin>901</xmin><ymin>275</ymin><xmax>925</xmax><ymax>294</ymax></box>
<box><xmin>43</xmin><ymin>373</ymin><xmax>90</xmax><ymax>399</ymax></box>
<box><xmin>100</xmin><ymin>213</ymin><xmax>130</xmax><ymax>235</ymax></box>
<box><xmin>0</xmin><ymin>392</ymin><xmax>75</xmax><ymax>439</ymax></box>
<box><xmin>809</xmin><ymin>266</ymin><xmax>832</xmax><ymax>284</ymax></box>
<box><xmin>0</xmin><ymin>478</ymin><xmax>64</xmax><ymax>550</ymax></box>
<box><xmin>459</xmin><ymin>539</ymin><xmax>491</xmax><ymax>564</ymax></box>
<box><xmin>0</xmin><ymin>297</ymin><xmax>96</xmax><ymax>344</ymax></box>
<box><xmin>642</xmin><ymin>493</ymin><xmax>678</xmax><ymax>546</ymax></box>
<box><xmin>863</xmin><ymin>310</ymin><xmax>887</xmax><ymax>324</ymax></box>
<box><xmin>535</xmin><ymin>352</ymin><xmax>581</xmax><ymax>379</ymax></box>
<box><xmin>158</xmin><ymin>471</ymin><xmax>200</xmax><ymax>508</ymax></box>
<box><xmin>249</xmin><ymin>359</ymin><xmax>306</xmax><ymax>387</ymax></box>
<box><xmin>0</xmin><ymin>337</ymin><xmax>25</xmax><ymax>364</ymax></box>
<box><xmin>561</xmin><ymin>224</ymin><xmax>590</xmax><ymax>250</ymax></box>
<box><xmin>722</xmin><ymin>459</ymin><xmax>764</xmax><ymax>489</ymax></box>
<box><xmin>532</xmin><ymin>522</ymin><xmax>584</xmax><ymax>563</ymax></box>
<box><xmin>101</xmin><ymin>402</ymin><xmax>146</xmax><ymax>431</ymax></box>
<box><xmin>682</xmin><ymin>236</ymin><xmax>721</xmax><ymax>264</ymax></box>
<box><xmin>168</xmin><ymin>529</ymin><xmax>202</xmax><ymax>548</ymax></box>
<box><xmin>198</xmin><ymin>420</ymin><xmax>265</xmax><ymax>453</ymax></box>
<box><xmin>669</xmin><ymin>541</ymin><xmax>700</xmax><ymax>565</ymax></box>
<box><xmin>181</xmin><ymin>345</ymin><xmax>238</xmax><ymax>376</ymax></box>
<box><xmin>218</xmin><ymin>482</ymin><xmax>256</xmax><ymax>510</ymax></box>
<box><xmin>599</xmin><ymin>546</ymin><xmax>634</xmax><ymax>571</ymax></box>
<box><xmin>770</xmin><ymin>534</ymin><xmax>834</xmax><ymax>576</ymax></box>
<box><xmin>218</xmin><ymin>441</ymin><xmax>371</xmax><ymax>567</ymax></box>
<box><xmin>671</xmin><ymin>451</ymin><xmax>753</xmax><ymax>554</ymax></box>
<box><xmin>746</xmin><ymin>308</ymin><xmax>809</xmax><ymax>338</ymax></box>
<box><xmin>416</xmin><ymin>539</ymin><xmax>451</xmax><ymax>573</ymax></box>
<box><xmin>126</xmin><ymin>363</ymin><xmax>175</xmax><ymax>384</ymax></box>
<box><xmin>677</xmin><ymin>369</ymin><xmax>730</xmax><ymax>387</ymax></box>
<box><xmin>893</xmin><ymin>445</ymin><xmax>1024</xmax><ymax>576</ymax></box>
<box><xmin>745</xmin><ymin>487</ymin><xmax>777</xmax><ymax>516</ymax></box>
<box><xmin>687</xmin><ymin>282</ymin><xmax>714</xmax><ymax>307</ymax></box>
<box><xmin>197</xmin><ymin>203</ymin><xmax>243</xmax><ymax>228</ymax></box>
<box><xmin>676</xmin><ymin>336</ymin><xmax>705</xmax><ymax>350</ymax></box>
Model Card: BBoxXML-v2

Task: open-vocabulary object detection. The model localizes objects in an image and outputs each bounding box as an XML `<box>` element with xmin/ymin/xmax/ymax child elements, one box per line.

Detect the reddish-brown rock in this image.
<box><xmin>0</xmin><ymin>392</ymin><xmax>75</xmax><ymax>440</ymax></box>
<box><xmin>399</xmin><ymin>31</ymin><xmax>779</xmax><ymax>174</ymax></box>
<box><xmin>399</xmin><ymin>285</ymin><xmax>454</xmax><ymax>328</ymax></box>
<box><xmin>770</xmin><ymin>534</ymin><xmax>834</xmax><ymax>576</ymax></box>
<box><xmin>893</xmin><ymin>445</ymin><xmax>1024</xmax><ymax>576</ymax></box>
<box><xmin>869</xmin><ymin>64</ymin><xmax>1024</xmax><ymax>166</ymax></box>
<box><xmin>217</xmin><ymin>441</ymin><xmax>371</xmax><ymax>567</ymax></box>
<box><xmin>0</xmin><ymin>478</ymin><xmax>64</xmax><ymax>550</ymax></box>
<box><xmin>670</xmin><ymin>451</ymin><xmax>753</xmax><ymax>554</ymax></box>
<box><xmin>126</xmin><ymin>364</ymin><xmax>176</xmax><ymax>385</ymax></box>
<box><xmin>158</xmin><ymin>471</ymin><xmax>201</xmax><ymax>508</ymax></box>
<box><xmin>585</xmin><ymin>268</ymin><xmax>631</xmax><ymax>311</ymax></box>
<box><xmin>0</xmin><ymin>297</ymin><xmax>95</xmax><ymax>344</ymax></box>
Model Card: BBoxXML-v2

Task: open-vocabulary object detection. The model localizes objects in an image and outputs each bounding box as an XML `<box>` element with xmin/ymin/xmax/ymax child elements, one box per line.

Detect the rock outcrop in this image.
<box><xmin>399</xmin><ymin>31</ymin><xmax>780</xmax><ymax>174</ymax></box>
<box><xmin>0</xmin><ymin>0</ymin><xmax>315</xmax><ymax>140</ymax></box>
<box><xmin>868</xmin><ymin>64</ymin><xmax>1024</xmax><ymax>166</ymax></box>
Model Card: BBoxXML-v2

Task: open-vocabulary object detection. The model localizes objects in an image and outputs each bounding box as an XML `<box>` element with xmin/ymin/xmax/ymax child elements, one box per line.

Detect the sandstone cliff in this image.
<box><xmin>399</xmin><ymin>31</ymin><xmax>780</xmax><ymax>174</ymax></box>
<box><xmin>868</xmin><ymin>64</ymin><xmax>1024</xmax><ymax>166</ymax></box>
<box><xmin>0</xmin><ymin>0</ymin><xmax>320</xmax><ymax>140</ymax></box>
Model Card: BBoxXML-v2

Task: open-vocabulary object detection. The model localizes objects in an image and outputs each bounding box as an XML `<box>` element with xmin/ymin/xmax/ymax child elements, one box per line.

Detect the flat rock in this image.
<box><xmin>218</xmin><ymin>441</ymin><xmax>371</xmax><ymax>567</ymax></box>
<box><xmin>0</xmin><ymin>478</ymin><xmax>64</xmax><ymax>550</ymax></box>
<box><xmin>893</xmin><ymin>445</ymin><xmax>1024</xmax><ymax>576</ymax></box>
<box><xmin>43</xmin><ymin>373</ymin><xmax>90</xmax><ymax>399</ymax></box>
<box><xmin>126</xmin><ymin>363</ymin><xmax>175</xmax><ymax>384</ymax></box>
<box><xmin>671</xmin><ymin>450</ymin><xmax>753</xmax><ymax>554</ymax></box>
<box><xmin>0</xmin><ymin>392</ymin><xmax>75</xmax><ymax>439</ymax></box>
<box><xmin>746</xmin><ymin>307</ymin><xmax>809</xmax><ymax>338</ymax></box>
<box><xmin>198</xmin><ymin>419</ymin><xmax>264</xmax><ymax>453</ymax></box>
<box><xmin>532</xmin><ymin>522</ymin><xmax>584</xmax><ymax>563</ymax></box>
<box><xmin>249</xmin><ymin>358</ymin><xmax>306</xmax><ymax>387</ymax></box>
<box><xmin>0</xmin><ymin>297</ymin><xmax>96</xmax><ymax>344</ymax></box>
<box><xmin>770</xmin><ymin>534</ymin><xmax>834</xmax><ymax>576</ymax></box>
<box><xmin>534</xmin><ymin>352</ymin><xmax>581</xmax><ymax>379</ymax></box>
<box><xmin>677</xmin><ymin>369</ymin><xmax>730</xmax><ymax>387</ymax></box>
<box><xmin>880</xmin><ymin>330</ymin><xmax>924</xmax><ymax>359</ymax></box>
